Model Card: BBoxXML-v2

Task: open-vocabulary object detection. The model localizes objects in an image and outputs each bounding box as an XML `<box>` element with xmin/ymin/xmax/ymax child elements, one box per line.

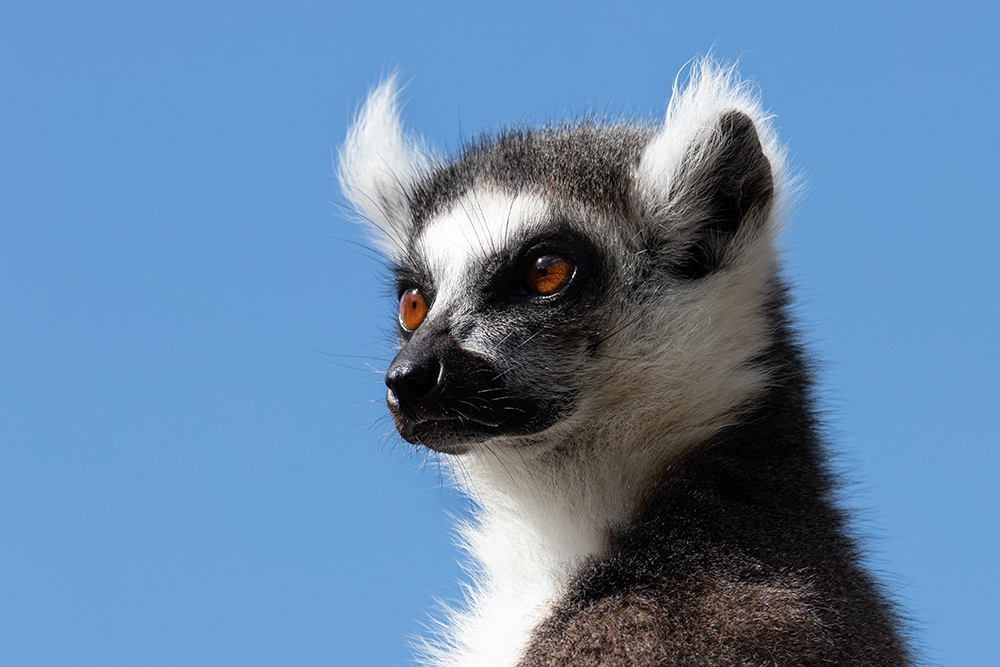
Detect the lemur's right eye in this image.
<box><xmin>399</xmin><ymin>289</ymin><xmax>428</xmax><ymax>331</ymax></box>
<box><xmin>525</xmin><ymin>253</ymin><xmax>575</xmax><ymax>296</ymax></box>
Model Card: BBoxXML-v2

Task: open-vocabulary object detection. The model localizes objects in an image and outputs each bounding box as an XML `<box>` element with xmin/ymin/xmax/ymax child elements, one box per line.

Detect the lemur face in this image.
<box><xmin>340</xmin><ymin>76</ymin><xmax>782</xmax><ymax>458</ymax></box>
<box><xmin>385</xmin><ymin>192</ymin><xmax>615</xmax><ymax>454</ymax></box>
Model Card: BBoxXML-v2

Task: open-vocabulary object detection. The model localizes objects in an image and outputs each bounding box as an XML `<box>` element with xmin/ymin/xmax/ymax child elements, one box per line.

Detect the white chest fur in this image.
<box><xmin>417</xmin><ymin>453</ymin><xmax>607</xmax><ymax>667</ymax></box>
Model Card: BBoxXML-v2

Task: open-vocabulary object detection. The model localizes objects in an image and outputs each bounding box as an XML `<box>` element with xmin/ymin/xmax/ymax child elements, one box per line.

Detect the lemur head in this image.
<box><xmin>341</xmin><ymin>63</ymin><xmax>788</xmax><ymax>460</ymax></box>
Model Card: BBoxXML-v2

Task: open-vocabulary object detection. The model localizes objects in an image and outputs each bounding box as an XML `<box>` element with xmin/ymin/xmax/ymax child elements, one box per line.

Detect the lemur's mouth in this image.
<box><xmin>405</xmin><ymin>419</ymin><xmax>486</xmax><ymax>454</ymax></box>
<box><xmin>391</xmin><ymin>409</ymin><xmax>528</xmax><ymax>455</ymax></box>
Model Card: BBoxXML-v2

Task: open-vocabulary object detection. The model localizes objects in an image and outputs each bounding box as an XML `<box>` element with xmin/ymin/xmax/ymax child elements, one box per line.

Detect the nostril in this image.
<box><xmin>386</xmin><ymin>357</ymin><xmax>442</xmax><ymax>410</ymax></box>
<box><xmin>403</xmin><ymin>360</ymin><xmax>439</xmax><ymax>403</ymax></box>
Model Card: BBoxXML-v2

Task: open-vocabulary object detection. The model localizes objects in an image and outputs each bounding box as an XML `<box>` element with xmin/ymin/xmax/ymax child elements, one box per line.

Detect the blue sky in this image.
<box><xmin>2</xmin><ymin>1</ymin><xmax>997</xmax><ymax>665</ymax></box>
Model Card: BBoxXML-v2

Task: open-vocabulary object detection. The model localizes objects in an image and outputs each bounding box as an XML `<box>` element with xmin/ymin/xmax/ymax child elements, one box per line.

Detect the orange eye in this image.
<box><xmin>525</xmin><ymin>254</ymin><xmax>575</xmax><ymax>296</ymax></box>
<box><xmin>398</xmin><ymin>288</ymin><xmax>428</xmax><ymax>332</ymax></box>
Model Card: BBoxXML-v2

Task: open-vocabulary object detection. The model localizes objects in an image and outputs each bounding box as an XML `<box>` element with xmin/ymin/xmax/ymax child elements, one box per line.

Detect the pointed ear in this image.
<box><xmin>673</xmin><ymin>110</ymin><xmax>774</xmax><ymax>278</ymax></box>
<box><xmin>635</xmin><ymin>61</ymin><xmax>782</xmax><ymax>278</ymax></box>
<box><xmin>338</xmin><ymin>76</ymin><xmax>429</xmax><ymax>258</ymax></box>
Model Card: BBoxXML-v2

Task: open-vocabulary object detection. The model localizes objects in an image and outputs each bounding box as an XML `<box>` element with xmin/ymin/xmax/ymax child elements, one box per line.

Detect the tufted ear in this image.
<box><xmin>338</xmin><ymin>75</ymin><xmax>430</xmax><ymax>258</ymax></box>
<box><xmin>671</xmin><ymin>109</ymin><xmax>773</xmax><ymax>278</ymax></box>
<box><xmin>635</xmin><ymin>60</ymin><xmax>784</xmax><ymax>278</ymax></box>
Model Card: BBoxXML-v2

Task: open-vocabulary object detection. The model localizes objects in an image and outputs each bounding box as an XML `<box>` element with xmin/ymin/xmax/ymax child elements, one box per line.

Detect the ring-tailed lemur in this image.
<box><xmin>339</xmin><ymin>60</ymin><xmax>913</xmax><ymax>667</ymax></box>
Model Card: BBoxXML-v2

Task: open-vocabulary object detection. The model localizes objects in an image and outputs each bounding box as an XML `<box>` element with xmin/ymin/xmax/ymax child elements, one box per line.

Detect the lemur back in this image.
<box><xmin>339</xmin><ymin>61</ymin><xmax>913</xmax><ymax>667</ymax></box>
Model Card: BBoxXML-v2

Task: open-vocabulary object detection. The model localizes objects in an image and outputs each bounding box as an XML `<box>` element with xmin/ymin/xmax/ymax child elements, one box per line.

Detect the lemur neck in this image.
<box><xmin>427</xmin><ymin>442</ymin><xmax>628</xmax><ymax>667</ymax></box>
<box><xmin>453</xmin><ymin>428</ymin><xmax>687</xmax><ymax>568</ymax></box>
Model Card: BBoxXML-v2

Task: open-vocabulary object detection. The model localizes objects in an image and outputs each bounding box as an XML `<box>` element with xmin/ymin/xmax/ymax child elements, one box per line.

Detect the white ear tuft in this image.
<box><xmin>636</xmin><ymin>58</ymin><xmax>787</xmax><ymax>219</ymax></box>
<box><xmin>338</xmin><ymin>75</ymin><xmax>430</xmax><ymax>258</ymax></box>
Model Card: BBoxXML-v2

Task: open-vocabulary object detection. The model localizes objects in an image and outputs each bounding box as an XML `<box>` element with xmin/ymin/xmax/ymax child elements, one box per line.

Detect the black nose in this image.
<box><xmin>385</xmin><ymin>355</ymin><xmax>442</xmax><ymax>413</ymax></box>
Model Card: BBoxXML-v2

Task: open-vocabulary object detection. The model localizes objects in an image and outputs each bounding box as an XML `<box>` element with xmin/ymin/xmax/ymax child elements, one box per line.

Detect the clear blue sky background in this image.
<box><xmin>2</xmin><ymin>2</ymin><xmax>997</xmax><ymax>665</ymax></box>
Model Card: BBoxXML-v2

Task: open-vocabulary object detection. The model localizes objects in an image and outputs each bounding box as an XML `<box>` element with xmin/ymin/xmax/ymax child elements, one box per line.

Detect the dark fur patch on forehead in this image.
<box><xmin>409</xmin><ymin>123</ymin><xmax>653</xmax><ymax>227</ymax></box>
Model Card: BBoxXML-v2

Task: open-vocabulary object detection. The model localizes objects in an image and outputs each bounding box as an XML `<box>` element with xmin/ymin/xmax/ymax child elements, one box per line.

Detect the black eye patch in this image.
<box><xmin>477</xmin><ymin>225</ymin><xmax>601</xmax><ymax>303</ymax></box>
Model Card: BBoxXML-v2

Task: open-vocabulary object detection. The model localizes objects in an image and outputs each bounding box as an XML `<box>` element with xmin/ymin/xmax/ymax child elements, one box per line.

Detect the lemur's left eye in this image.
<box><xmin>399</xmin><ymin>288</ymin><xmax>428</xmax><ymax>331</ymax></box>
<box><xmin>525</xmin><ymin>253</ymin><xmax>575</xmax><ymax>296</ymax></box>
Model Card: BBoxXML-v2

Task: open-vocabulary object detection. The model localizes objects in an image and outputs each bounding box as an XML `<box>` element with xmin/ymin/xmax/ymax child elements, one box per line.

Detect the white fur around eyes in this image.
<box><xmin>415</xmin><ymin>190</ymin><xmax>550</xmax><ymax>320</ymax></box>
